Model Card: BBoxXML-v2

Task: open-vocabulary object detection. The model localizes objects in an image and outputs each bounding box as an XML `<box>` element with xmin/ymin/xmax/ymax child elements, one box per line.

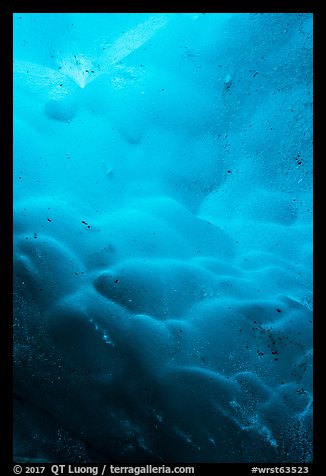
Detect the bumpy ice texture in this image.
<box><xmin>13</xmin><ymin>13</ymin><xmax>312</xmax><ymax>463</ymax></box>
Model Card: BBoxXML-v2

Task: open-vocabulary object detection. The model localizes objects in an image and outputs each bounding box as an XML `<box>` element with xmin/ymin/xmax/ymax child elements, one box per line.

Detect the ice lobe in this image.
<box><xmin>44</xmin><ymin>99</ymin><xmax>79</xmax><ymax>122</ymax></box>
<box><xmin>93</xmin><ymin>259</ymin><xmax>220</xmax><ymax>318</ymax></box>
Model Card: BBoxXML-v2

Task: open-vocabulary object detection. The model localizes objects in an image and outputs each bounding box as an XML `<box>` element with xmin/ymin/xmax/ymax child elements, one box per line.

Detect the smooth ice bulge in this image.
<box><xmin>13</xmin><ymin>13</ymin><xmax>312</xmax><ymax>463</ymax></box>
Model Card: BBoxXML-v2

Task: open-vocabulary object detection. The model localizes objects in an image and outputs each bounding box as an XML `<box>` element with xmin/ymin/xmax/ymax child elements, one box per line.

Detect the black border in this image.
<box><xmin>2</xmin><ymin>1</ymin><xmax>320</xmax><ymax>473</ymax></box>
<box><xmin>0</xmin><ymin>0</ymin><xmax>318</xmax><ymax>13</ymax></box>
<box><xmin>1</xmin><ymin>1</ymin><xmax>14</xmax><ymax>468</ymax></box>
